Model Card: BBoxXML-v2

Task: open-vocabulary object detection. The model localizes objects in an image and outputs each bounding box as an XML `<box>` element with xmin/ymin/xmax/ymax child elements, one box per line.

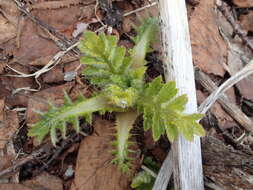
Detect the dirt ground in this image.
<box><xmin>0</xmin><ymin>0</ymin><xmax>253</xmax><ymax>189</ymax></box>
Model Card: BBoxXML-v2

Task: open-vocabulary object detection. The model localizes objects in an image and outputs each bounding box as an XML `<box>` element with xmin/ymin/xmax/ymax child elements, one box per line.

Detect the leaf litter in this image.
<box><xmin>1</xmin><ymin>0</ymin><xmax>253</xmax><ymax>189</ymax></box>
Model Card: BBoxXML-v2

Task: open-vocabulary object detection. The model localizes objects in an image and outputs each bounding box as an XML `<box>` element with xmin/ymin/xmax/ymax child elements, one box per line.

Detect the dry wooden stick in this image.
<box><xmin>153</xmin><ymin>150</ymin><xmax>173</xmax><ymax>189</ymax></box>
<box><xmin>0</xmin><ymin>144</ymin><xmax>51</xmax><ymax>178</ymax></box>
<box><xmin>195</xmin><ymin>69</ymin><xmax>253</xmax><ymax>132</ymax></box>
<box><xmin>217</xmin><ymin>1</ymin><xmax>253</xmax><ymax>52</ymax></box>
<box><xmin>13</xmin><ymin>0</ymin><xmax>79</xmax><ymax>53</ymax></box>
<box><xmin>199</xmin><ymin>60</ymin><xmax>253</xmax><ymax>114</ymax></box>
<box><xmin>154</xmin><ymin>0</ymin><xmax>204</xmax><ymax>189</ymax></box>
<box><xmin>0</xmin><ymin>133</ymin><xmax>83</xmax><ymax>178</ymax></box>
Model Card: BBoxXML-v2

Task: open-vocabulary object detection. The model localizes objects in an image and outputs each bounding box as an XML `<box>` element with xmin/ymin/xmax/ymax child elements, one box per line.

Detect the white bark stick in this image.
<box><xmin>153</xmin><ymin>0</ymin><xmax>204</xmax><ymax>189</ymax></box>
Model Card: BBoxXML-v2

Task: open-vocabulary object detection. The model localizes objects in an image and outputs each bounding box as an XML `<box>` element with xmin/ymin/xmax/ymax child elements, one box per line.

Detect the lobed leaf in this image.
<box><xmin>138</xmin><ymin>78</ymin><xmax>205</xmax><ymax>142</ymax></box>
<box><xmin>28</xmin><ymin>95</ymin><xmax>110</xmax><ymax>145</ymax></box>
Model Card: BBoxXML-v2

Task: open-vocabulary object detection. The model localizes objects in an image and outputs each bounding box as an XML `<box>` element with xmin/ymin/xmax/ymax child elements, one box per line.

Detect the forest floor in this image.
<box><xmin>0</xmin><ymin>0</ymin><xmax>253</xmax><ymax>190</ymax></box>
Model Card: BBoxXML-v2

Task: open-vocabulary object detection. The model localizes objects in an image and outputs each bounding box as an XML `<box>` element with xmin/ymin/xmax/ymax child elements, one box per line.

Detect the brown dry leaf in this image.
<box><xmin>70</xmin><ymin>118</ymin><xmax>139</xmax><ymax>190</ymax></box>
<box><xmin>0</xmin><ymin>0</ymin><xmax>19</xmax><ymax>26</ymax></box>
<box><xmin>27</xmin><ymin>55</ymin><xmax>53</xmax><ymax>66</ymax></box>
<box><xmin>226</xmin><ymin>41</ymin><xmax>253</xmax><ymax>100</ymax></box>
<box><xmin>211</xmin><ymin>101</ymin><xmax>236</xmax><ymax>130</ymax></box>
<box><xmin>28</xmin><ymin>54</ymin><xmax>78</xmax><ymax>66</ymax></box>
<box><xmin>239</xmin><ymin>11</ymin><xmax>253</xmax><ymax>32</ymax></box>
<box><xmin>0</xmin><ymin>184</ymin><xmax>33</xmax><ymax>190</ymax></box>
<box><xmin>232</xmin><ymin>0</ymin><xmax>253</xmax><ymax>8</ymax></box>
<box><xmin>234</xmin><ymin>74</ymin><xmax>253</xmax><ymax>100</ymax></box>
<box><xmin>78</xmin><ymin>4</ymin><xmax>95</xmax><ymax>22</ymax></box>
<box><xmin>0</xmin><ymin>110</ymin><xmax>19</xmax><ymax>149</ymax></box>
<box><xmin>2</xmin><ymin>64</ymin><xmax>34</xmax><ymax>91</ymax></box>
<box><xmin>26</xmin><ymin>83</ymin><xmax>74</xmax><ymax>125</ymax></box>
<box><xmin>0</xmin><ymin>139</ymin><xmax>18</xmax><ymax>183</ymax></box>
<box><xmin>42</xmin><ymin>64</ymin><xmax>65</xmax><ymax>83</ymax></box>
<box><xmin>197</xmin><ymin>89</ymin><xmax>237</xmax><ymax>130</ymax></box>
<box><xmin>5</xmin><ymin>94</ymin><xmax>29</xmax><ymax>109</ymax></box>
<box><xmin>23</xmin><ymin>172</ymin><xmax>63</xmax><ymax>190</ymax></box>
<box><xmin>189</xmin><ymin>0</ymin><xmax>227</xmax><ymax>76</ymax></box>
<box><xmin>30</xmin><ymin>0</ymin><xmax>92</xmax><ymax>10</ymax></box>
<box><xmin>0</xmin><ymin>15</ymin><xmax>16</xmax><ymax>44</ymax></box>
<box><xmin>13</xmin><ymin>2</ymin><xmax>95</xmax><ymax>65</ymax></box>
<box><xmin>217</xmin><ymin>7</ymin><xmax>253</xmax><ymax>100</ymax></box>
<box><xmin>1</xmin><ymin>64</ymin><xmax>33</xmax><ymax>108</ymax></box>
<box><xmin>0</xmin><ymin>78</ymin><xmax>10</xmax><ymax>99</ymax></box>
<box><xmin>0</xmin><ymin>59</ymin><xmax>7</xmax><ymax>74</ymax></box>
<box><xmin>42</xmin><ymin>60</ymin><xmax>81</xmax><ymax>83</ymax></box>
<box><xmin>0</xmin><ymin>98</ymin><xmax>4</xmax><ymax>122</ymax></box>
<box><xmin>0</xmin><ymin>154</ymin><xmax>14</xmax><ymax>171</ymax></box>
<box><xmin>0</xmin><ymin>0</ymin><xmax>19</xmax><ymax>44</ymax></box>
<box><xmin>33</xmin><ymin>4</ymin><xmax>92</xmax><ymax>38</ymax></box>
<box><xmin>13</xmin><ymin>18</ymin><xmax>59</xmax><ymax>66</ymax></box>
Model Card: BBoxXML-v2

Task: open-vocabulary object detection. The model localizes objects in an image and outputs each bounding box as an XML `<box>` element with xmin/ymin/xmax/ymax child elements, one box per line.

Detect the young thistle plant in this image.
<box><xmin>28</xmin><ymin>18</ymin><xmax>205</xmax><ymax>173</ymax></box>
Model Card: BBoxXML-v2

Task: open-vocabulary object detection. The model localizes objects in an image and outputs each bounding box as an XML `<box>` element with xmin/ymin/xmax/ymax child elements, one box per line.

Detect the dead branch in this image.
<box><xmin>217</xmin><ymin>1</ymin><xmax>253</xmax><ymax>52</ymax></box>
<box><xmin>154</xmin><ymin>0</ymin><xmax>204</xmax><ymax>189</ymax></box>
<box><xmin>195</xmin><ymin>69</ymin><xmax>253</xmax><ymax>132</ymax></box>
<box><xmin>199</xmin><ymin>60</ymin><xmax>253</xmax><ymax>114</ymax></box>
<box><xmin>13</xmin><ymin>0</ymin><xmax>80</xmax><ymax>54</ymax></box>
<box><xmin>153</xmin><ymin>151</ymin><xmax>173</xmax><ymax>189</ymax></box>
<box><xmin>0</xmin><ymin>133</ymin><xmax>83</xmax><ymax>179</ymax></box>
<box><xmin>0</xmin><ymin>144</ymin><xmax>52</xmax><ymax>178</ymax></box>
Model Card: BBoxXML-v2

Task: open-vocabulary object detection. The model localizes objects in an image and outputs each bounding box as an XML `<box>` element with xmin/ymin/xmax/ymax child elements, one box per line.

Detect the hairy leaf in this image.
<box><xmin>28</xmin><ymin>95</ymin><xmax>109</xmax><ymax>145</ymax></box>
<box><xmin>79</xmin><ymin>31</ymin><xmax>130</xmax><ymax>88</ymax></box>
<box><xmin>111</xmin><ymin>111</ymin><xmax>138</xmax><ymax>173</ymax></box>
<box><xmin>131</xmin><ymin>157</ymin><xmax>159</xmax><ymax>190</ymax></box>
<box><xmin>131</xmin><ymin>18</ymin><xmax>159</xmax><ymax>68</ymax></box>
<box><xmin>138</xmin><ymin>77</ymin><xmax>205</xmax><ymax>141</ymax></box>
<box><xmin>79</xmin><ymin>18</ymin><xmax>158</xmax><ymax>90</ymax></box>
<box><xmin>131</xmin><ymin>171</ymin><xmax>154</xmax><ymax>190</ymax></box>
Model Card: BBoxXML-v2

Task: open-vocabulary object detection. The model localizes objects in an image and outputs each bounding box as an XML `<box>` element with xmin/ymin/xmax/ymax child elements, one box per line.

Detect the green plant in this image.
<box><xmin>28</xmin><ymin>18</ymin><xmax>205</xmax><ymax>172</ymax></box>
<box><xmin>131</xmin><ymin>170</ymin><xmax>154</xmax><ymax>190</ymax></box>
<box><xmin>131</xmin><ymin>157</ymin><xmax>159</xmax><ymax>190</ymax></box>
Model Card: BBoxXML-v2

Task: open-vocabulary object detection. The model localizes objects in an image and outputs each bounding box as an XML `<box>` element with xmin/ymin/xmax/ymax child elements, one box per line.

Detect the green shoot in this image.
<box><xmin>28</xmin><ymin>17</ymin><xmax>205</xmax><ymax>173</ymax></box>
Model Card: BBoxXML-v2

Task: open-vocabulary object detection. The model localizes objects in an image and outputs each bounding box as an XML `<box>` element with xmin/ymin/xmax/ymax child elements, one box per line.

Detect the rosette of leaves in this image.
<box><xmin>28</xmin><ymin>18</ymin><xmax>205</xmax><ymax>173</ymax></box>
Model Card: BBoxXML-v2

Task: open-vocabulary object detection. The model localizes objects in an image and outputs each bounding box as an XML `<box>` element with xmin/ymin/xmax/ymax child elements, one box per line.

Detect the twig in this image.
<box><xmin>123</xmin><ymin>2</ymin><xmax>157</xmax><ymax>17</ymax></box>
<box><xmin>152</xmin><ymin>150</ymin><xmax>173</xmax><ymax>189</ymax></box>
<box><xmin>0</xmin><ymin>144</ymin><xmax>51</xmax><ymax>178</ymax></box>
<box><xmin>217</xmin><ymin>1</ymin><xmax>253</xmax><ymax>52</ymax></box>
<box><xmin>94</xmin><ymin>1</ymin><xmax>158</xmax><ymax>33</ymax></box>
<box><xmin>0</xmin><ymin>133</ymin><xmax>83</xmax><ymax>178</ymax></box>
<box><xmin>13</xmin><ymin>0</ymin><xmax>79</xmax><ymax>54</ymax></box>
<box><xmin>195</xmin><ymin>69</ymin><xmax>253</xmax><ymax>132</ymax></box>
<box><xmin>95</xmin><ymin>0</ymin><xmax>106</xmax><ymax>27</ymax></box>
<box><xmin>199</xmin><ymin>60</ymin><xmax>253</xmax><ymax>114</ymax></box>
<box><xmin>5</xmin><ymin>42</ymin><xmax>79</xmax><ymax>90</ymax></box>
<box><xmin>33</xmin><ymin>134</ymin><xmax>82</xmax><ymax>176</ymax></box>
<box><xmin>141</xmin><ymin>165</ymin><xmax>157</xmax><ymax>178</ymax></box>
<box><xmin>155</xmin><ymin>0</ymin><xmax>204</xmax><ymax>189</ymax></box>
